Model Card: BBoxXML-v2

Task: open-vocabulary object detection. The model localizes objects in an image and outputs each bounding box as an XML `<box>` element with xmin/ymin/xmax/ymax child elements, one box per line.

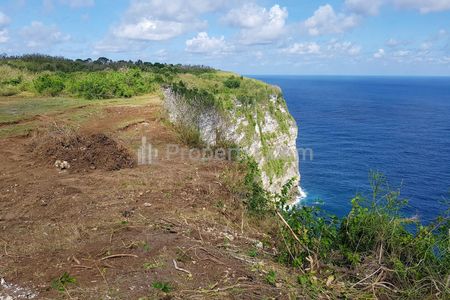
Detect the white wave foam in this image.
<box><xmin>298</xmin><ymin>186</ymin><xmax>307</xmax><ymax>200</ymax></box>
<box><xmin>291</xmin><ymin>186</ymin><xmax>307</xmax><ymax>206</ymax></box>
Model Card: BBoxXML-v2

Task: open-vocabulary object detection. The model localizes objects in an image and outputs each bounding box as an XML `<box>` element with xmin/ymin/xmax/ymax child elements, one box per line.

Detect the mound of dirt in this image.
<box><xmin>29</xmin><ymin>130</ymin><xmax>136</xmax><ymax>172</ymax></box>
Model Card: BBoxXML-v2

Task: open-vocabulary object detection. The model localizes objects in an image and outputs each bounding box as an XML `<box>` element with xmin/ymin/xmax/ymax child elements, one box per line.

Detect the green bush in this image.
<box><xmin>242</xmin><ymin>165</ymin><xmax>450</xmax><ymax>298</ymax></box>
<box><xmin>67</xmin><ymin>69</ymin><xmax>157</xmax><ymax>99</ymax></box>
<box><xmin>243</xmin><ymin>158</ymin><xmax>270</xmax><ymax>214</ymax></box>
<box><xmin>224</xmin><ymin>76</ymin><xmax>241</xmax><ymax>89</ymax></box>
<box><xmin>0</xmin><ymin>85</ymin><xmax>21</xmax><ymax>96</ymax></box>
<box><xmin>33</xmin><ymin>74</ymin><xmax>65</xmax><ymax>96</ymax></box>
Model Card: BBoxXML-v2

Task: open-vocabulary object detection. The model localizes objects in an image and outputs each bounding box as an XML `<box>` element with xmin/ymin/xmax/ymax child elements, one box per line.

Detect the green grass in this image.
<box><xmin>152</xmin><ymin>281</ymin><xmax>172</xmax><ymax>293</ymax></box>
<box><xmin>0</xmin><ymin>94</ymin><xmax>160</xmax><ymax>138</ymax></box>
<box><xmin>0</xmin><ymin>96</ymin><xmax>90</xmax><ymax>124</ymax></box>
<box><xmin>51</xmin><ymin>272</ymin><xmax>77</xmax><ymax>292</ymax></box>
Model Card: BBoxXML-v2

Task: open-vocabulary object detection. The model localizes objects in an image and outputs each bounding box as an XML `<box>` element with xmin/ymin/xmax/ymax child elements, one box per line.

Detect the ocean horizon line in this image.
<box><xmin>246</xmin><ymin>74</ymin><xmax>450</xmax><ymax>78</ymax></box>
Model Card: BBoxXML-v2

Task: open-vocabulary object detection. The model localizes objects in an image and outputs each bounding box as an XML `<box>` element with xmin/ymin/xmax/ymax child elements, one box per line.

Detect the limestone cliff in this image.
<box><xmin>163</xmin><ymin>74</ymin><xmax>299</xmax><ymax>194</ymax></box>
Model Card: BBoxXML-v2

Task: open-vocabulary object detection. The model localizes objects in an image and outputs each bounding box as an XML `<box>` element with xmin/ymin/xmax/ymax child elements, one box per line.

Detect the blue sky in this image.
<box><xmin>0</xmin><ymin>0</ymin><xmax>449</xmax><ymax>75</ymax></box>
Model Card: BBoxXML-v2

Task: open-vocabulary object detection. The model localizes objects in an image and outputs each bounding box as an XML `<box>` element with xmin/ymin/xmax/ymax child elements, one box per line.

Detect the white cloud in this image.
<box><xmin>393</xmin><ymin>50</ymin><xmax>410</xmax><ymax>57</ymax></box>
<box><xmin>346</xmin><ymin>0</ymin><xmax>450</xmax><ymax>15</ymax></box>
<box><xmin>0</xmin><ymin>11</ymin><xmax>10</xmax><ymax>27</ymax></box>
<box><xmin>304</xmin><ymin>5</ymin><xmax>359</xmax><ymax>36</ymax></box>
<box><xmin>345</xmin><ymin>0</ymin><xmax>384</xmax><ymax>15</ymax></box>
<box><xmin>114</xmin><ymin>19</ymin><xmax>192</xmax><ymax>41</ymax></box>
<box><xmin>373</xmin><ymin>48</ymin><xmax>386</xmax><ymax>58</ymax></box>
<box><xmin>254</xmin><ymin>51</ymin><xmax>264</xmax><ymax>60</ymax></box>
<box><xmin>126</xmin><ymin>0</ymin><xmax>227</xmax><ymax>22</ymax></box>
<box><xmin>0</xmin><ymin>29</ymin><xmax>8</xmax><ymax>43</ymax></box>
<box><xmin>224</xmin><ymin>4</ymin><xmax>288</xmax><ymax>45</ymax></box>
<box><xmin>155</xmin><ymin>49</ymin><xmax>168</xmax><ymax>60</ymax></box>
<box><xmin>112</xmin><ymin>0</ymin><xmax>227</xmax><ymax>41</ymax></box>
<box><xmin>281</xmin><ymin>42</ymin><xmax>321</xmax><ymax>55</ymax></box>
<box><xmin>20</xmin><ymin>21</ymin><xmax>71</xmax><ymax>48</ymax></box>
<box><xmin>0</xmin><ymin>11</ymin><xmax>10</xmax><ymax>43</ymax></box>
<box><xmin>327</xmin><ymin>40</ymin><xmax>362</xmax><ymax>56</ymax></box>
<box><xmin>394</xmin><ymin>0</ymin><xmax>450</xmax><ymax>13</ymax></box>
<box><xmin>60</xmin><ymin>0</ymin><xmax>95</xmax><ymax>8</ymax></box>
<box><xmin>185</xmin><ymin>32</ymin><xmax>230</xmax><ymax>55</ymax></box>
<box><xmin>281</xmin><ymin>39</ymin><xmax>363</xmax><ymax>58</ymax></box>
<box><xmin>223</xmin><ymin>3</ymin><xmax>271</xmax><ymax>28</ymax></box>
<box><xmin>420</xmin><ymin>42</ymin><xmax>432</xmax><ymax>50</ymax></box>
<box><xmin>44</xmin><ymin>0</ymin><xmax>95</xmax><ymax>10</ymax></box>
<box><xmin>386</xmin><ymin>38</ymin><xmax>402</xmax><ymax>47</ymax></box>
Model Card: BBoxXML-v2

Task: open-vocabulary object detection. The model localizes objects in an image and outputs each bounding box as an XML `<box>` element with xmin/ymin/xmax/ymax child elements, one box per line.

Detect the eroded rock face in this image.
<box><xmin>163</xmin><ymin>88</ymin><xmax>300</xmax><ymax>194</ymax></box>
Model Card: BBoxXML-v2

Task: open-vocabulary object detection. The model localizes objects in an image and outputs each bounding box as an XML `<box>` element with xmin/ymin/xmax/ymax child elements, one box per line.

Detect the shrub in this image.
<box><xmin>241</xmin><ymin>165</ymin><xmax>450</xmax><ymax>298</ymax></box>
<box><xmin>68</xmin><ymin>70</ymin><xmax>157</xmax><ymax>99</ymax></box>
<box><xmin>224</xmin><ymin>76</ymin><xmax>241</xmax><ymax>89</ymax></box>
<box><xmin>51</xmin><ymin>272</ymin><xmax>77</xmax><ymax>292</ymax></box>
<box><xmin>0</xmin><ymin>85</ymin><xmax>21</xmax><ymax>96</ymax></box>
<box><xmin>243</xmin><ymin>158</ymin><xmax>270</xmax><ymax>214</ymax></box>
<box><xmin>33</xmin><ymin>74</ymin><xmax>65</xmax><ymax>96</ymax></box>
<box><xmin>152</xmin><ymin>281</ymin><xmax>172</xmax><ymax>293</ymax></box>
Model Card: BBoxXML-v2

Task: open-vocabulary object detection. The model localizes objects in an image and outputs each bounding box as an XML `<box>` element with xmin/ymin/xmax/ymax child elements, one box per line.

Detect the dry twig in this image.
<box><xmin>173</xmin><ymin>259</ymin><xmax>192</xmax><ymax>277</ymax></box>
<box><xmin>100</xmin><ymin>254</ymin><xmax>138</xmax><ymax>261</ymax></box>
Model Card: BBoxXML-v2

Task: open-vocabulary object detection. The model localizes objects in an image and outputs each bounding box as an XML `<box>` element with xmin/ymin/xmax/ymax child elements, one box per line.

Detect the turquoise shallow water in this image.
<box><xmin>252</xmin><ymin>76</ymin><xmax>450</xmax><ymax>222</ymax></box>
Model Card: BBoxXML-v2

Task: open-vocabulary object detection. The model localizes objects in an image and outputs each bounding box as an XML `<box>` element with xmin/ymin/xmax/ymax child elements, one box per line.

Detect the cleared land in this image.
<box><xmin>0</xmin><ymin>94</ymin><xmax>300</xmax><ymax>299</ymax></box>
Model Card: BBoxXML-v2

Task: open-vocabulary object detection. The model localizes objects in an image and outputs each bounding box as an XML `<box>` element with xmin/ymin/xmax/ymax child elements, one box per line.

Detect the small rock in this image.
<box><xmin>61</xmin><ymin>161</ymin><xmax>70</xmax><ymax>169</ymax></box>
<box><xmin>143</xmin><ymin>203</ymin><xmax>152</xmax><ymax>207</ymax></box>
<box><xmin>54</xmin><ymin>160</ymin><xmax>70</xmax><ymax>170</ymax></box>
<box><xmin>54</xmin><ymin>160</ymin><xmax>62</xmax><ymax>168</ymax></box>
<box><xmin>255</xmin><ymin>241</ymin><xmax>264</xmax><ymax>249</ymax></box>
<box><xmin>223</xmin><ymin>232</ymin><xmax>234</xmax><ymax>241</ymax></box>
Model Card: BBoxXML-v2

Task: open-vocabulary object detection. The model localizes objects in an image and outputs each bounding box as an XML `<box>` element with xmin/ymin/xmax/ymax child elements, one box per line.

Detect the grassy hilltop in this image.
<box><xmin>0</xmin><ymin>55</ymin><xmax>448</xmax><ymax>299</ymax></box>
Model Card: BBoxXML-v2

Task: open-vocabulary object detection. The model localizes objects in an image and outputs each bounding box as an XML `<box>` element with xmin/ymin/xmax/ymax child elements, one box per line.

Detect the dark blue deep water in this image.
<box><xmin>252</xmin><ymin>76</ymin><xmax>450</xmax><ymax>222</ymax></box>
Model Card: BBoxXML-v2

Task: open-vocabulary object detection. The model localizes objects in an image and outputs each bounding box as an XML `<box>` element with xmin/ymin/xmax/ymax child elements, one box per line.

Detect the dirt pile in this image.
<box><xmin>29</xmin><ymin>127</ymin><xmax>136</xmax><ymax>172</ymax></box>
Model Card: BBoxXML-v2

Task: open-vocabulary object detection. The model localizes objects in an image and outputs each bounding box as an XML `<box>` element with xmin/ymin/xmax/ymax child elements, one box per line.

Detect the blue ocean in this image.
<box><xmin>252</xmin><ymin>76</ymin><xmax>450</xmax><ymax>222</ymax></box>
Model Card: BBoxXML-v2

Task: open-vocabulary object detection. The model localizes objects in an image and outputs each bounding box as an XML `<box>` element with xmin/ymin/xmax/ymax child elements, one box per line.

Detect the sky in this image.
<box><xmin>0</xmin><ymin>0</ymin><xmax>449</xmax><ymax>75</ymax></box>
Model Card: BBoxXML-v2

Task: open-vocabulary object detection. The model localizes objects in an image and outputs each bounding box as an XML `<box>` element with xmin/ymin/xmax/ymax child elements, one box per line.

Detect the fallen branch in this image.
<box><xmin>71</xmin><ymin>265</ymin><xmax>93</xmax><ymax>270</ymax></box>
<box><xmin>276</xmin><ymin>211</ymin><xmax>312</xmax><ymax>255</ymax></box>
<box><xmin>173</xmin><ymin>259</ymin><xmax>192</xmax><ymax>277</ymax></box>
<box><xmin>100</xmin><ymin>254</ymin><xmax>138</xmax><ymax>261</ymax></box>
<box><xmin>352</xmin><ymin>267</ymin><xmax>382</xmax><ymax>288</ymax></box>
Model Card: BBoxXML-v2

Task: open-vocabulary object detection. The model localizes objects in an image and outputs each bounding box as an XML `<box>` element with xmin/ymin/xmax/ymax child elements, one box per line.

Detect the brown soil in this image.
<box><xmin>29</xmin><ymin>130</ymin><xmax>136</xmax><ymax>172</ymax></box>
<box><xmin>0</xmin><ymin>98</ymin><xmax>299</xmax><ymax>299</ymax></box>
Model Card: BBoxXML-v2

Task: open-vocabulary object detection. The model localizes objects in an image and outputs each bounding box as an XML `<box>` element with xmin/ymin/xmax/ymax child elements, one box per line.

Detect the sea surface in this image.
<box><xmin>252</xmin><ymin>76</ymin><xmax>450</xmax><ymax>222</ymax></box>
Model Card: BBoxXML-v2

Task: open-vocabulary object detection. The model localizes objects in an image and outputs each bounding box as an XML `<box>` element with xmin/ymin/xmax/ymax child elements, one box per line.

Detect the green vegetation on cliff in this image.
<box><xmin>240</xmin><ymin>162</ymin><xmax>449</xmax><ymax>299</ymax></box>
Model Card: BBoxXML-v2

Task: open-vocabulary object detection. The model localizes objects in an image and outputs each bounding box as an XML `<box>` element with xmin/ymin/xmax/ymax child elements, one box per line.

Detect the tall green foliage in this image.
<box><xmin>34</xmin><ymin>74</ymin><xmax>65</xmax><ymax>96</ymax></box>
<box><xmin>243</xmin><ymin>164</ymin><xmax>450</xmax><ymax>298</ymax></box>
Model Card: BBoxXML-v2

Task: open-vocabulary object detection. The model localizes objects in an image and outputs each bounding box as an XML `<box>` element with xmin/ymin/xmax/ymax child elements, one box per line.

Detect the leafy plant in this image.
<box><xmin>243</xmin><ymin>158</ymin><xmax>270</xmax><ymax>214</ymax></box>
<box><xmin>265</xmin><ymin>270</ymin><xmax>277</xmax><ymax>286</ymax></box>
<box><xmin>152</xmin><ymin>281</ymin><xmax>172</xmax><ymax>293</ymax></box>
<box><xmin>34</xmin><ymin>74</ymin><xmax>65</xmax><ymax>96</ymax></box>
<box><xmin>51</xmin><ymin>272</ymin><xmax>77</xmax><ymax>292</ymax></box>
<box><xmin>224</xmin><ymin>76</ymin><xmax>241</xmax><ymax>89</ymax></box>
<box><xmin>248</xmin><ymin>248</ymin><xmax>258</xmax><ymax>258</ymax></box>
<box><xmin>142</xmin><ymin>241</ymin><xmax>150</xmax><ymax>252</ymax></box>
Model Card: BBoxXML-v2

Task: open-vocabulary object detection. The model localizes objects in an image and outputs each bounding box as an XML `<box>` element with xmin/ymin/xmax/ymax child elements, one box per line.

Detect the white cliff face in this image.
<box><xmin>163</xmin><ymin>87</ymin><xmax>300</xmax><ymax>195</ymax></box>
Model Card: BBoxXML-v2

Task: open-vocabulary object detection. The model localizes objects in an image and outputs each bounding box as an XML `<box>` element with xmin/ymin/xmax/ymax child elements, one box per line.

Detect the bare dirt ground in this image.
<box><xmin>0</xmin><ymin>96</ymin><xmax>300</xmax><ymax>299</ymax></box>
